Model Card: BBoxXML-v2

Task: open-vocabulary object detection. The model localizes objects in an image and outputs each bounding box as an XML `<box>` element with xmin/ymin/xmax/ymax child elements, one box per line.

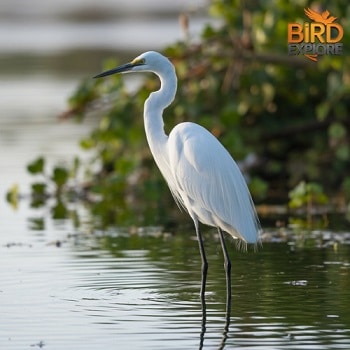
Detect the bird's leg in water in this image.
<box><xmin>194</xmin><ymin>221</ymin><xmax>207</xmax><ymax>349</ymax></box>
<box><xmin>218</xmin><ymin>228</ymin><xmax>232</xmax><ymax>326</ymax></box>
<box><xmin>194</xmin><ymin>221</ymin><xmax>208</xmax><ymax>303</ymax></box>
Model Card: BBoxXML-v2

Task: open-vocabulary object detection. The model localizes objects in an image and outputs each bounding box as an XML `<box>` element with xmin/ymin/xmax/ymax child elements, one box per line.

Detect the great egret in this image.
<box><xmin>94</xmin><ymin>51</ymin><xmax>261</xmax><ymax>303</ymax></box>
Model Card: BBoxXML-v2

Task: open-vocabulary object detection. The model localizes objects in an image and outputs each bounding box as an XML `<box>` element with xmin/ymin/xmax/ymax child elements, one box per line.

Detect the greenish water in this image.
<box><xmin>1</xmin><ymin>209</ymin><xmax>349</xmax><ymax>349</ymax></box>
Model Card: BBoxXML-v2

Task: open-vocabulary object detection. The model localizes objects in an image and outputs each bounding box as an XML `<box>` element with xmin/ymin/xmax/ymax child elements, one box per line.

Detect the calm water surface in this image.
<box><xmin>1</xmin><ymin>206</ymin><xmax>350</xmax><ymax>349</ymax></box>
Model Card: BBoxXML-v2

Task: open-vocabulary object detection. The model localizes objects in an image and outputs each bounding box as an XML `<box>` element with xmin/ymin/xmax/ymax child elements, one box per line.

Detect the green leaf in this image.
<box><xmin>6</xmin><ymin>184</ymin><xmax>19</xmax><ymax>209</ymax></box>
<box><xmin>27</xmin><ymin>217</ymin><xmax>45</xmax><ymax>231</ymax></box>
<box><xmin>316</xmin><ymin>101</ymin><xmax>330</xmax><ymax>121</ymax></box>
<box><xmin>336</xmin><ymin>144</ymin><xmax>350</xmax><ymax>161</ymax></box>
<box><xmin>27</xmin><ymin>157</ymin><xmax>45</xmax><ymax>175</ymax></box>
<box><xmin>51</xmin><ymin>200</ymin><xmax>68</xmax><ymax>220</ymax></box>
<box><xmin>52</xmin><ymin>167</ymin><xmax>69</xmax><ymax>188</ymax></box>
<box><xmin>31</xmin><ymin>182</ymin><xmax>47</xmax><ymax>196</ymax></box>
<box><xmin>329</xmin><ymin>122</ymin><xmax>346</xmax><ymax>139</ymax></box>
<box><xmin>248</xmin><ymin>177</ymin><xmax>268</xmax><ymax>200</ymax></box>
<box><xmin>289</xmin><ymin>181</ymin><xmax>306</xmax><ymax>199</ymax></box>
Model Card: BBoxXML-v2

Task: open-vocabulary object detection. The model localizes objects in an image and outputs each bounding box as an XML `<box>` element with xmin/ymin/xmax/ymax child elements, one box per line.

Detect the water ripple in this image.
<box><xmin>1</xmin><ymin>229</ymin><xmax>350</xmax><ymax>349</ymax></box>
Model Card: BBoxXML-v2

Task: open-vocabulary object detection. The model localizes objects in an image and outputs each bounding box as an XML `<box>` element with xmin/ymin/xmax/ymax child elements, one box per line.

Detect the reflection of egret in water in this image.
<box><xmin>199</xmin><ymin>283</ymin><xmax>231</xmax><ymax>350</ymax></box>
<box><xmin>94</xmin><ymin>51</ymin><xmax>261</xmax><ymax>346</ymax></box>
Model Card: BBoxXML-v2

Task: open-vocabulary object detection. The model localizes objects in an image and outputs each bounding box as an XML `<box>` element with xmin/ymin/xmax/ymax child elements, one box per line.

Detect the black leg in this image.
<box><xmin>218</xmin><ymin>228</ymin><xmax>232</xmax><ymax>346</ymax></box>
<box><xmin>194</xmin><ymin>220</ymin><xmax>208</xmax><ymax>301</ymax></box>
<box><xmin>194</xmin><ymin>221</ymin><xmax>208</xmax><ymax>350</ymax></box>
<box><xmin>218</xmin><ymin>228</ymin><xmax>231</xmax><ymax>285</ymax></box>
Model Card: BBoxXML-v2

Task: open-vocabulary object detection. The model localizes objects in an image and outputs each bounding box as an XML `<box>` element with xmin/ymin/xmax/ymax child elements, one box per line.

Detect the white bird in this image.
<box><xmin>94</xmin><ymin>51</ymin><xmax>261</xmax><ymax>302</ymax></box>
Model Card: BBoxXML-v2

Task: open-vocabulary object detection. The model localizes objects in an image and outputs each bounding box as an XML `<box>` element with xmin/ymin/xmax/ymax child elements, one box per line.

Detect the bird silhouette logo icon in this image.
<box><xmin>288</xmin><ymin>8</ymin><xmax>343</xmax><ymax>62</ymax></box>
<box><xmin>304</xmin><ymin>8</ymin><xmax>337</xmax><ymax>25</ymax></box>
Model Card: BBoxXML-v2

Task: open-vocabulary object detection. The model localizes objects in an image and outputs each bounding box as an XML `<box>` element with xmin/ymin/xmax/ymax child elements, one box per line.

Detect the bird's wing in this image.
<box><xmin>167</xmin><ymin>122</ymin><xmax>260</xmax><ymax>243</ymax></box>
<box><xmin>304</xmin><ymin>8</ymin><xmax>323</xmax><ymax>22</ymax></box>
<box><xmin>321</xmin><ymin>10</ymin><xmax>337</xmax><ymax>23</ymax></box>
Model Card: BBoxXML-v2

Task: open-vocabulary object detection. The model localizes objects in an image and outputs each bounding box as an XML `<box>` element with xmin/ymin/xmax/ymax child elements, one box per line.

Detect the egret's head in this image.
<box><xmin>93</xmin><ymin>51</ymin><xmax>169</xmax><ymax>78</ymax></box>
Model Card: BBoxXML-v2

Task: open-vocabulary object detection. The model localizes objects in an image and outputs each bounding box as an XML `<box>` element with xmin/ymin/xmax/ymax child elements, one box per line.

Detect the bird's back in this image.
<box><xmin>167</xmin><ymin>122</ymin><xmax>261</xmax><ymax>245</ymax></box>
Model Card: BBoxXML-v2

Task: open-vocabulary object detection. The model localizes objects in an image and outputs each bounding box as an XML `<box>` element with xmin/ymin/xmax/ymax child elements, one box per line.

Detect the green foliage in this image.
<box><xmin>249</xmin><ymin>177</ymin><xmax>269</xmax><ymax>200</ymax></box>
<box><xmin>6</xmin><ymin>184</ymin><xmax>19</xmax><ymax>210</ymax></box>
<box><xmin>25</xmin><ymin>156</ymin><xmax>73</xmax><ymax>202</ymax></box>
<box><xmin>27</xmin><ymin>157</ymin><xmax>45</xmax><ymax>174</ymax></box>
<box><xmin>18</xmin><ymin>1</ymin><xmax>350</xmax><ymax>227</ymax></box>
<box><xmin>342</xmin><ymin>177</ymin><xmax>350</xmax><ymax>201</ymax></box>
<box><xmin>52</xmin><ymin>167</ymin><xmax>69</xmax><ymax>193</ymax></box>
<box><xmin>288</xmin><ymin>181</ymin><xmax>329</xmax><ymax>209</ymax></box>
<box><xmin>288</xmin><ymin>181</ymin><xmax>329</xmax><ymax>228</ymax></box>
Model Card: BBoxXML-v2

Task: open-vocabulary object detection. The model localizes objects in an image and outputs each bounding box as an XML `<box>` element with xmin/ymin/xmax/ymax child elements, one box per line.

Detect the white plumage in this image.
<box><xmin>168</xmin><ymin>122</ymin><xmax>260</xmax><ymax>244</ymax></box>
<box><xmin>94</xmin><ymin>50</ymin><xmax>261</xmax><ymax>301</ymax></box>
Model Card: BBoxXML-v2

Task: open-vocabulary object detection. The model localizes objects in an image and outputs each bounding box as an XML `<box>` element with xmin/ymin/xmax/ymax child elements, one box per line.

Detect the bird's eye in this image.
<box><xmin>132</xmin><ymin>58</ymin><xmax>146</xmax><ymax>66</ymax></box>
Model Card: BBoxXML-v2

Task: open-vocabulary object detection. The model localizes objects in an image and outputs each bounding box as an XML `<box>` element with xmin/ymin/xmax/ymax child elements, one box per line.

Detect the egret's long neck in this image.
<box><xmin>143</xmin><ymin>64</ymin><xmax>177</xmax><ymax>174</ymax></box>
